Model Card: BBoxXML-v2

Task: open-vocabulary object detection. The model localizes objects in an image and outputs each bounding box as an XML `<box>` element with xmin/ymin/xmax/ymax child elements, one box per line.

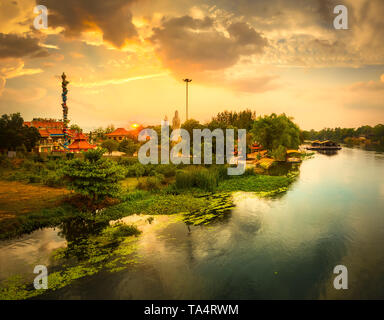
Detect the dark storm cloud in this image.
<box><xmin>149</xmin><ymin>15</ymin><xmax>268</xmax><ymax>73</ymax></box>
<box><xmin>0</xmin><ymin>33</ymin><xmax>49</xmax><ymax>58</ymax></box>
<box><xmin>40</xmin><ymin>0</ymin><xmax>138</xmax><ymax>48</ymax></box>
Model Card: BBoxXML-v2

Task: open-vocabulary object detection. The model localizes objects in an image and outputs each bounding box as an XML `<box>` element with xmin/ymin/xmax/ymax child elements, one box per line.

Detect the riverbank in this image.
<box><xmin>0</xmin><ymin>169</ymin><xmax>299</xmax><ymax>240</ymax></box>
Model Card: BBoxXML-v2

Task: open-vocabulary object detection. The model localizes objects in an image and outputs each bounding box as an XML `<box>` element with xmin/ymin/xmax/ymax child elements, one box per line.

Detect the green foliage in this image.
<box><xmin>118</xmin><ymin>157</ymin><xmax>138</xmax><ymax>166</ymax></box>
<box><xmin>175</xmin><ymin>168</ymin><xmax>219</xmax><ymax>192</ymax></box>
<box><xmin>137</xmin><ymin>174</ymin><xmax>164</xmax><ymax>191</ymax></box>
<box><xmin>302</xmin><ymin>124</ymin><xmax>384</xmax><ymax>145</ymax></box>
<box><xmin>101</xmin><ymin>139</ymin><xmax>119</xmax><ymax>154</ymax></box>
<box><xmin>66</xmin><ymin>153</ymin><xmax>75</xmax><ymax>160</ymax></box>
<box><xmin>118</xmin><ymin>138</ymin><xmax>138</xmax><ymax>156</ymax></box>
<box><xmin>209</xmin><ymin>109</ymin><xmax>256</xmax><ymax>131</ymax></box>
<box><xmin>0</xmin><ymin>113</ymin><xmax>40</xmax><ymax>151</ymax></box>
<box><xmin>183</xmin><ymin>193</ymin><xmax>234</xmax><ymax>225</ymax></box>
<box><xmin>217</xmin><ymin>171</ymin><xmax>298</xmax><ymax>194</ymax></box>
<box><xmin>84</xmin><ymin>148</ymin><xmax>105</xmax><ymax>162</ymax></box>
<box><xmin>181</xmin><ymin>119</ymin><xmax>204</xmax><ymax>137</ymax></box>
<box><xmin>270</xmin><ymin>145</ymin><xmax>287</xmax><ymax>161</ymax></box>
<box><xmin>63</xmin><ymin>150</ymin><xmax>125</xmax><ymax>203</ymax></box>
<box><xmin>70</xmin><ymin>124</ymin><xmax>83</xmax><ymax>133</ymax></box>
<box><xmin>154</xmin><ymin>164</ymin><xmax>176</xmax><ymax>177</ymax></box>
<box><xmin>103</xmin><ymin>193</ymin><xmax>210</xmax><ymax>217</ymax></box>
<box><xmin>251</xmin><ymin>113</ymin><xmax>301</xmax><ymax>153</ymax></box>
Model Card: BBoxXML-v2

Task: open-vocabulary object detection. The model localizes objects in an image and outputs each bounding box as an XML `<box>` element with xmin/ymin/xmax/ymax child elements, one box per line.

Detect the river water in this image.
<box><xmin>1</xmin><ymin>147</ymin><xmax>383</xmax><ymax>299</ymax></box>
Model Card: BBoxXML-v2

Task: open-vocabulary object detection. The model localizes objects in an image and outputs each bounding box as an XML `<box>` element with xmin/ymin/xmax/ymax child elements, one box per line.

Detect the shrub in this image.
<box><xmin>62</xmin><ymin>149</ymin><xmax>125</xmax><ymax>204</ymax></box>
<box><xmin>175</xmin><ymin>170</ymin><xmax>194</xmax><ymax>189</ymax></box>
<box><xmin>154</xmin><ymin>164</ymin><xmax>176</xmax><ymax>177</ymax></box>
<box><xmin>66</xmin><ymin>153</ymin><xmax>75</xmax><ymax>160</ymax></box>
<box><xmin>125</xmin><ymin>162</ymin><xmax>147</xmax><ymax>178</ymax></box>
<box><xmin>118</xmin><ymin>190</ymin><xmax>148</xmax><ymax>202</ymax></box>
<box><xmin>28</xmin><ymin>174</ymin><xmax>42</xmax><ymax>183</ymax></box>
<box><xmin>137</xmin><ymin>175</ymin><xmax>162</xmax><ymax>191</ymax></box>
<box><xmin>194</xmin><ymin>169</ymin><xmax>218</xmax><ymax>192</ymax></box>
<box><xmin>175</xmin><ymin>168</ymin><xmax>218</xmax><ymax>192</ymax></box>
<box><xmin>44</xmin><ymin>172</ymin><xmax>65</xmax><ymax>187</ymax></box>
<box><xmin>118</xmin><ymin>157</ymin><xmax>138</xmax><ymax>166</ymax></box>
<box><xmin>0</xmin><ymin>155</ymin><xmax>13</xmax><ymax>169</ymax></box>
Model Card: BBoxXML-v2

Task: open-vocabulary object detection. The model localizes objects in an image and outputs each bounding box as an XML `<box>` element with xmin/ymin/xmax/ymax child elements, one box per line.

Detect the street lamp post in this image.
<box><xmin>183</xmin><ymin>78</ymin><xmax>192</xmax><ymax>121</ymax></box>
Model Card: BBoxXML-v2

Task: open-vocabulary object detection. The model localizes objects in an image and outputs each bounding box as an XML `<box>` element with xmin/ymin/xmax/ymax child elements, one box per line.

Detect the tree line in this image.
<box><xmin>302</xmin><ymin>124</ymin><xmax>384</xmax><ymax>145</ymax></box>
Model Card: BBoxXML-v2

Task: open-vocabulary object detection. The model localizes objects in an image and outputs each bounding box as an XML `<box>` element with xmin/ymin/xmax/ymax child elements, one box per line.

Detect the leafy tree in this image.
<box><xmin>70</xmin><ymin>124</ymin><xmax>83</xmax><ymax>133</ymax></box>
<box><xmin>62</xmin><ymin>148</ymin><xmax>125</xmax><ymax>205</ymax></box>
<box><xmin>0</xmin><ymin>113</ymin><xmax>40</xmax><ymax>152</ymax></box>
<box><xmin>101</xmin><ymin>139</ymin><xmax>119</xmax><ymax>155</ymax></box>
<box><xmin>181</xmin><ymin>119</ymin><xmax>204</xmax><ymax>137</ymax></box>
<box><xmin>118</xmin><ymin>138</ymin><xmax>138</xmax><ymax>156</ymax></box>
<box><xmin>210</xmin><ymin>109</ymin><xmax>256</xmax><ymax>130</ymax></box>
<box><xmin>251</xmin><ymin>113</ymin><xmax>301</xmax><ymax>153</ymax></box>
<box><xmin>105</xmin><ymin>124</ymin><xmax>115</xmax><ymax>134</ymax></box>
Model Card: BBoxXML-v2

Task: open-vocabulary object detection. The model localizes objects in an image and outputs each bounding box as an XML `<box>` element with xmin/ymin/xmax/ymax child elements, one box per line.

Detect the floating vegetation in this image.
<box><xmin>217</xmin><ymin>171</ymin><xmax>299</xmax><ymax>193</ymax></box>
<box><xmin>0</xmin><ymin>223</ymin><xmax>141</xmax><ymax>300</ymax></box>
<box><xmin>183</xmin><ymin>192</ymin><xmax>235</xmax><ymax>226</ymax></box>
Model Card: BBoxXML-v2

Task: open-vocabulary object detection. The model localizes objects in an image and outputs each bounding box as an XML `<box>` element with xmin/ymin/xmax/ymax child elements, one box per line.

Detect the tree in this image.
<box><xmin>105</xmin><ymin>124</ymin><xmax>115</xmax><ymax>134</ymax></box>
<box><xmin>251</xmin><ymin>113</ymin><xmax>301</xmax><ymax>154</ymax></box>
<box><xmin>181</xmin><ymin>119</ymin><xmax>204</xmax><ymax>137</ymax></box>
<box><xmin>0</xmin><ymin>113</ymin><xmax>40</xmax><ymax>152</ymax></box>
<box><xmin>210</xmin><ymin>109</ymin><xmax>256</xmax><ymax>131</ymax></box>
<box><xmin>62</xmin><ymin>148</ymin><xmax>125</xmax><ymax>205</ymax></box>
<box><xmin>70</xmin><ymin>124</ymin><xmax>83</xmax><ymax>133</ymax></box>
<box><xmin>101</xmin><ymin>139</ymin><xmax>119</xmax><ymax>155</ymax></box>
<box><xmin>118</xmin><ymin>138</ymin><xmax>138</xmax><ymax>156</ymax></box>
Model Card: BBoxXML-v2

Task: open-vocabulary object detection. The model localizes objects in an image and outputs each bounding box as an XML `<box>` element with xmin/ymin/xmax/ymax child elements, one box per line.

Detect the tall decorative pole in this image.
<box><xmin>183</xmin><ymin>78</ymin><xmax>192</xmax><ymax>121</ymax></box>
<box><xmin>61</xmin><ymin>72</ymin><xmax>69</xmax><ymax>148</ymax></box>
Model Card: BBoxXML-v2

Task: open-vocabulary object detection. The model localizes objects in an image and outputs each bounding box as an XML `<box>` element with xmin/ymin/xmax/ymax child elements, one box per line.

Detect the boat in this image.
<box><xmin>305</xmin><ymin>140</ymin><xmax>342</xmax><ymax>151</ymax></box>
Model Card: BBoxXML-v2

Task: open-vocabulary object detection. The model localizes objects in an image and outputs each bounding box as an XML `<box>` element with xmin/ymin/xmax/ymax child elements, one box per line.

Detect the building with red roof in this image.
<box><xmin>106</xmin><ymin>128</ymin><xmax>133</xmax><ymax>141</ymax></box>
<box><xmin>68</xmin><ymin>133</ymin><xmax>96</xmax><ymax>153</ymax></box>
<box><xmin>24</xmin><ymin>119</ymin><xmax>77</xmax><ymax>152</ymax></box>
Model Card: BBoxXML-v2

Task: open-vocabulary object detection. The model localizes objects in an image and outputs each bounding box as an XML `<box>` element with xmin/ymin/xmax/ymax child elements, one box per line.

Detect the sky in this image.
<box><xmin>0</xmin><ymin>0</ymin><xmax>383</xmax><ymax>131</ymax></box>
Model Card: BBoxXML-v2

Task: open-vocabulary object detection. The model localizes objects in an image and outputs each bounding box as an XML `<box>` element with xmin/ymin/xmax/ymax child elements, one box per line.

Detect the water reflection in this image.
<box><xmin>1</xmin><ymin>147</ymin><xmax>384</xmax><ymax>299</ymax></box>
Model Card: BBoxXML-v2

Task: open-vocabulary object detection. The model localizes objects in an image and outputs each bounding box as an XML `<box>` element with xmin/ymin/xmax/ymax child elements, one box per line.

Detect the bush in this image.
<box><xmin>66</xmin><ymin>153</ymin><xmax>75</xmax><ymax>160</ymax></box>
<box><xmin>62</xmin><ymin>149</ymin><xmax>125</xmax><ymax>204</ymax></box>
<box><xmin>175</xmin><ymin>168</ymin><xmax>218</xmax><ymax>192</ymax></box>
<box><xmin>28</xmin><ymin>174</ymin><xmax>42</xmax><ymax>183</ymax></box>
<box><xmin>154</xmin><ymin>164</ymin><xmax>176</xmax><ymax>177</ymax></box>
<box><xmin>118</xmin><ymin>190</ymin><xmax>148</xmax><ymax>202</ymax></box>
<box><xmin>193</xmin><ymin>169</ymin><xmax>218</xmax><ymax>192</ymax></box>
<box><xmin>175</xmin><ymin>170</ymin><xmax>194</xmax><ymax>189</ymax></box>
<box><xmin>137</xmin><ymin>175</ymin><xmax>163</xmax><ymax>191</ymax></box>
<box><xmin>0</xmin><ymin>155</ymin><xmax>13</xmax><ymax>169</ymax></box>
<box><xmin>118</xmin><ymin>157</ymin><xmax>138</xmax><ymax>166</ymax></box>
<box><xmin>44</xmin><ymin>172</ymin><xmax>65</xmax><ymax>187</ymax></box>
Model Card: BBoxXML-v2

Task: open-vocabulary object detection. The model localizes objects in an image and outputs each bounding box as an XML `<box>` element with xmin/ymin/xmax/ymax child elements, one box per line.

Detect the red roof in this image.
<box><xmin>68</xmin><ymin>140</ymin><xmax>96</xmax><ymax>150</ymax></box>
<box><xmin>106</xmin><ymin>128</ymin><xmax>130</xmax><ymax>136</ymax></box>
<box><xmin>25</xmin><ymin>120</ymin><xmax>64</xmax><ymax>129</ymax></box>
<box><xmin>37</xmin><ymin>128</ymin><xmax>76</xmax><ymax>138</ymax></box>
<box><xmin>68</xmin><ymin>133</ymin><xmax>96</xmax><ymax>150</ymax></box>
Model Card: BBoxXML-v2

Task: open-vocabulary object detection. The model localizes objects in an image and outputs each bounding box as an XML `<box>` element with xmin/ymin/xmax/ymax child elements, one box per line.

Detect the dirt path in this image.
<box><xmin>0</xmin><ymin>181</ymin><xmax>69</xmax><ymax>220</ymax></box>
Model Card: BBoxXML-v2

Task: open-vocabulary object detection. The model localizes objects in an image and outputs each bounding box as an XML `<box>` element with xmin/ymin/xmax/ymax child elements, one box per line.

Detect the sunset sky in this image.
<box><xmin>0</xmin><ymin>0</ymin><xmax>383</xmax><ymax>131</ymax></box>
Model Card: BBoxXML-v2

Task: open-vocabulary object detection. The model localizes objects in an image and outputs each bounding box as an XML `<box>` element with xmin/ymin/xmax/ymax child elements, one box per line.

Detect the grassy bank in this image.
<box><xmin>0</xmin><ymin>153</ymin><xmax>300</xmax><ymax>239</ymax></box>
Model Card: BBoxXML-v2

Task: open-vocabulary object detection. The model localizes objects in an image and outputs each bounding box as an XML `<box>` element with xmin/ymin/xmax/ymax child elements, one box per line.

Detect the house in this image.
<box><xmin>24</xmin><ymin>119</ymin><xmax>76</xmax><ymax>152</ymax></box>
<box><xmin>106</xmin><ymin>128</ymin><xmax>133</xmax><ymax>141</ymax></box>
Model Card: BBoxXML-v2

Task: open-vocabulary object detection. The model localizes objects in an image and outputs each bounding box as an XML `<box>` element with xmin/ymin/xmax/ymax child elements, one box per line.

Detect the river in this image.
<box><xmin>1</xmin><ymin>147</ymin><xmax>383</xmax><ymax>299</ymax></box>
